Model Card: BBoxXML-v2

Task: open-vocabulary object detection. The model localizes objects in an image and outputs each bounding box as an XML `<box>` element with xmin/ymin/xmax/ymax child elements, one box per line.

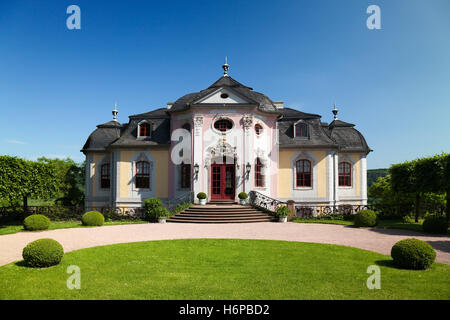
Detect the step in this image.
<box><xmin>186</xmin><ymin>206</ymin><xmax>258</xmax><ymax>211</ymax></box>
<box><xmin>175</xmin><ymin>213</ymin><xmax>271</xmax><ymax>219</ymax></box>
<box><xmin>184</xmin><ymin>209</ymin><xmax>258</xmax><ymax>213</ymax></box>
<box><xmin>167</xmin><ymin>218</ymin><xmax>275</xmax><ymax>224</ymax></box>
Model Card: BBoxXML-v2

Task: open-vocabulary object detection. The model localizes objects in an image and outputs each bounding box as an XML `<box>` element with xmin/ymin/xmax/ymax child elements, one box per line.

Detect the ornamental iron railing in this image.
<box><xmin>248</xmin><ymin>190</ymin><xmax>286</xmax><ymax>213</ymax></box>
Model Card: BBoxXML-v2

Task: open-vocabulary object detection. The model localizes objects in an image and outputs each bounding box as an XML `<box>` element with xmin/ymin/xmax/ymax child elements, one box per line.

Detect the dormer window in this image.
<box><xmin>138</xmin><ymin>122</ymin><xmax>151</xmax><ymax>138</ymax></box>
<box><xmin>294</xmin><ymin>122</ymin><xmax>308</xmax><ymax>138</ymax></box>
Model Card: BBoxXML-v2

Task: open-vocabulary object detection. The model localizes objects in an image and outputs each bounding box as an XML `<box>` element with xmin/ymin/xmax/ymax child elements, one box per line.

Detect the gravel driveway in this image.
<box><xmin>0</xmin><ymin>222</ymin><xmax>449</xmax><ymax>266</ymax></box>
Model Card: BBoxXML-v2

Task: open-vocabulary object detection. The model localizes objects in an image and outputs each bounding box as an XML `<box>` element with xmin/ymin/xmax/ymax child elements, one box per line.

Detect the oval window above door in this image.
<box><xmin>213</xmin><ymin>119</ymin><xmax>233</xmax><ymax>132</ymax></box>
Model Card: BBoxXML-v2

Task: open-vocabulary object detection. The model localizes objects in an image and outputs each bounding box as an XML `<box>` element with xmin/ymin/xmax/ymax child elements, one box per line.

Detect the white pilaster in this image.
<box><xmin>361</xmin><ymin>154</ymin><xmax>368</xmax><ymax>205</ymax></box>
<box><xmin>193</xmin><ymin>116</ymin><xmax>203</xmax><ymax>202</ymax></box>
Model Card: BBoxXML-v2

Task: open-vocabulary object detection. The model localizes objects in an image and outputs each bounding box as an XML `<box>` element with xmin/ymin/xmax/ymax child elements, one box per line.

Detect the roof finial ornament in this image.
<box><xmin>332</xmin><ymin>102</ymin><xmax>338</xmax><ymax>120</ymax></box>
<box><xmin>222</xmin><ymin>56</ymin><xmax>229</xmax><ymax>76</ymax></box>
<box><xmin>112</xmin><ymin>102</ymin><xmax>118</xmax><ymax>122</ymax></box>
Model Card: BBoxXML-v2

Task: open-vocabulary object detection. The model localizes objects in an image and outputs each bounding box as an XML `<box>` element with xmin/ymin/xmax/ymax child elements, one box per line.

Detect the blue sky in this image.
<box><xmin>0</xmin><ymin>0</ymin><xmax>449</xmax><ymax>168</ymax></box>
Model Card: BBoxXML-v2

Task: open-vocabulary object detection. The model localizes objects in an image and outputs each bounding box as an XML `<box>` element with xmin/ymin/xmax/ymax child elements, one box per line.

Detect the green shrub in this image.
<box><xmin>22</xmin><ymin>238</ymin><xmax>64</xmax><ymax>268</ymax></box>
<box><xmin>276</xmin><ymin>206</ymin><xmax>291</xmax><ymax>217</ymax></box>
<box><xmin>391</xmin><ymin>238</ymin><xmax>436</xmax><ymax>270</ymax></box>
<box><xmin>154</xmin><ymin>207</ymin><xmax>170</xmax><ymax>219</ymax></box>
<box><xmin>81</xmin><ymin>211</ymin><xmax>104</xmax><ymax>226</ymax></box>
<box><xmin>354</xmin><ymin>209</ymin><xmax>377</xmax><ymax>227</ymax></box>
<box><xmin>197</xmin><ymin>192</ymin><xmax>207</xmax><ymax>200</ymax></box>
<box><xmin>23</xmin><ymin>214</ymin><xmax>50</xmax><ymax>231</ymax></box>
<box><xmin>422</xmin><ymin>215</ymin><xmax>448</xmax><ymax>234</ymax></box>
<box><xmin>143</xmin><ymin>197</ymin><xmax>163</xmax><ymax>221</ymax></box>
<box><xmin>238</xmin><ymin>192</ymin><xmax>248</xmax><ymax>200</ymax></box>
<box><xmin>171</xmin><ymin>202</ymin><xmax>191</xmax><ymax>215</ymax></box>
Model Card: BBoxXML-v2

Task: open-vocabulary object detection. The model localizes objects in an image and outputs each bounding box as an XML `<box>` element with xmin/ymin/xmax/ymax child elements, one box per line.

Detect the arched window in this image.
<box><xmin>135</xmin><ymin>161</ymin><xmax>150</xmax><ymax>188</ymax></box>
<box><xmin>338</xmin><ymin>162</ymin><xmax>352</xmax><ymax>187</ymax></box>
<box><xmin>180</xmin><ymin>162</ymin><xmax>191</xmax><ymax>189</ymax></box>
<box><xmin>254</xmin><ymin>124</ymin><xmax>263</xmax><ymax>135</ymax></box>
<box><xmin>100</xmin><ymin>163</ymin><xmax>110</xmax><ymax>189</ymax></box>
<box><xmin>296</xmin><ymin>159</ymin><xmax>312</xmax><ymax>187</ymax></box>
<box><xmin>139</xmin><ymin>122</ymin><xmax>151</xmax><ymax>137</ymax></box>
<box><xmin>255</xmin><ymin>158</ymin><xmax>265</xmax><ymax>187</ymax></box>
<box><xmin>294</xmin><ymin>122</ymin><xmax>308</xmax><ymax>138</ymax></box>
<box><xmin>214</xmin><ymin>119</ymin><xmax>233</xmax><ymax>132</ymax></box>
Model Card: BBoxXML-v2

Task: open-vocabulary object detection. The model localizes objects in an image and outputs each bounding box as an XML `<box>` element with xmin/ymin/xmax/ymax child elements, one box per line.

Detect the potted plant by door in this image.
<box><xmin>155</xmin><ymin>207</ymin><xmax>170</xmax><ymax>224</ymax></box>
<box><xmin>238</xmin><ymin>192</ymin><xmax>248</xmax><ymax>205</ymax></box>
<box><xmin>197</xmin><ymin>192</ymin><xmax>207</xmax><ymax>205</ymax></box>
<box><xmin>276</xmin><ymin>205</ymin><xmax>290</xmax><ymax>223</ymax></box>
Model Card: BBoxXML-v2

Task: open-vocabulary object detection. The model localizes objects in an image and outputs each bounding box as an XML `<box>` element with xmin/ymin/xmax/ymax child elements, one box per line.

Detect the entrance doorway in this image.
<box><xmin>210</xmin><ymin>162</ymin><xmax>235</xmax><ymax>200</ymax></box>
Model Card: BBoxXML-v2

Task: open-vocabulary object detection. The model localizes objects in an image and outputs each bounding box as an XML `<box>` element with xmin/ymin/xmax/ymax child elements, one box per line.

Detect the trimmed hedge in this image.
<box><xmin>391</xmin><ymin>238</ymin><xmax>436</xmax><ymax>270</ymax></box>
<box><xmin>23</xmin><ymin>214</ymin><xmax>50</xmax><ymax>231</ymax></box>
<box><xmin>22</xmin><ymin>238</ymin><xmax>64</xmax><ymax>268</ymax></box>
<box><xmin>354</xmin><ymin>210</ymin><xmax>377</xmax><ymax>227</ymax></box>
<box><xmin>81</xmin><ymin>211</ymin><xmax>104</xmax><ymax>226</ymax></box>
<box><xmin>423</xmin><ymin>215</ymin><xmax>448</xmax><ymax>234</ymax></box>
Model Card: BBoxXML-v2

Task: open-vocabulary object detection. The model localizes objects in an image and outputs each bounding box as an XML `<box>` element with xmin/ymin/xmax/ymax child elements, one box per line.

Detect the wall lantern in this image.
<box><xmin>194</xmin><ymin>163</ymin><xmax>199</xmax><ymax>180</ymax></box>
<box><xmin>245</xmin><ymin>162</ymin><xmax>251</xmax><ymax>177</ymax></box>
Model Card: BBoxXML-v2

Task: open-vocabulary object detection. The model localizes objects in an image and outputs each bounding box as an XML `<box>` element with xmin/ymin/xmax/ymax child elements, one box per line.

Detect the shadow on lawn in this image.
<box><xmin>374</xmin><ymin>259</ymin><xmax>401</xmax><ymax>269</ymax></box>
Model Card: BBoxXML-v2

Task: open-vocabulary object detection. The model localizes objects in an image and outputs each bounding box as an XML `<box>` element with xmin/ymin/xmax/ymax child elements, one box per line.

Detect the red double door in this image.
<box><xmin>211</xmin><ymin>163</ymin><xmax>235</xmax><ymax>200</ymax></box>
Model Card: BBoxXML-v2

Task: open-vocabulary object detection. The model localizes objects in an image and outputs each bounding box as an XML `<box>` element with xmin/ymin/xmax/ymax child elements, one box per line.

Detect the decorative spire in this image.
<box><xmin>222</xmin><ymin>56</ymin><xmax>229</xmax><ymax>76</ymax></box>
<box><xmin>332</xmin><ymin>102</ymin><xmax>338</xmax><ymax>120</ymax></box>
<box><xmin>112</xmin><ymin>102</ymin><xmax>118</xmax><ymax>122</ymax></box>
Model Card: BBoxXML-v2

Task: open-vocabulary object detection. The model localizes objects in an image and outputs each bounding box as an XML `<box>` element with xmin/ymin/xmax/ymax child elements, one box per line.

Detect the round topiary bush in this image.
<box><xmin>354</xmin><ymin>209</ymin><xmax>377</xmax><ymax>227</ymax></box>
<box><xmin>22</xmin><ymin>238</ymin><xmax>64</xmax><ymax>268</ymax></box>
<box><xmin>238</xmin><ymin>192</ymin><xmax>248</xmax><ymax>200</ymax></box>
<box><xmin>422</xmin><ymin>215</ymin><xmax>448</xmax><ymax>234</ymax></box>
<box><xmin>81</xmin><ymin>211</ymin><xmax>104</xmax><ymax>226</ymax></box>
<box><xmin>197</xmin><ymin>192</ymin><xmax>207</xmax><ymax>200</ymax></box>
<box><xmin>23</xmin><ymin>214</ymin><xmax>50</xmax><ymax>231</ymax></box>
<box><xmin>391</xmin><ymin>238</ymin><xmax>436</xmax><ymax>270</ymax></box>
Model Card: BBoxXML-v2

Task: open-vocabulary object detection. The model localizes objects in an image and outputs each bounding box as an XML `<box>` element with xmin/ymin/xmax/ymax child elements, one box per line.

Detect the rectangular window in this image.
<box><xmin>338</xmin><ymin>162</ymin><xmax>352</xmax><ymax>187</ymax></box>
<box><xmin>296</xmin><ymin>159</ymin><xmax>312</xmax><ymax>187</ymax></box>
<box><xmin>135</xmin><ymin>161</ymin><xmax>150</xmax><ymax>189</ymax></box>
<box><xmin>255</xmin><ymin>158</ymin><xmax>265</xmax><ymax>187</ymax></box>
<box><xmin>101</xmin><ymin>163</ymin><xmax>110</xmax><ymax>189</ymax></box>
<box><xmin>180</xmin><ymin>164</ymin><xmax>191</xmax><ymax>189</ymax></box>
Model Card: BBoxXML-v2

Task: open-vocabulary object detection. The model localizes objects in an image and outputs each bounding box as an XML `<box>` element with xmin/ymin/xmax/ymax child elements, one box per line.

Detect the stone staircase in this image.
<box><xmin>167</xmin><ymin>201</ymin><xmax>275</xmax><ymax>224</ymax></box>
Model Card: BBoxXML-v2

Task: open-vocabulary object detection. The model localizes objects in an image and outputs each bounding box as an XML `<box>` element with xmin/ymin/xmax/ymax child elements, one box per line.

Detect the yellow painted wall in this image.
<box><xmin>312</xmin><ymin>150</ymin><xmax>326</xmax><ymax>198</ymax></box>
<box><xmin>277</xmin><ymin>150</ymin><xmax>293</xmax><ymax>198</ymax></box>
<box><xmin>277</xmin><ymin>150</ymin><xmax>327</xmax><ymax>198</ymax></box>
<box><xmin>119</xmin><ymin>151</ymin><xmax>133</xmax><ymax>198</ymax></box>
<box><xmin>152</xmin><ymin>150</ymin><xmax>169</xmax><ymax>198</ymax></box>
<box><xmin>118</xmin><ymin>150</ymin><xmax>169</xmax><ymax>198</ymax></box>
<box><xmin>91</xmin><ymin>154</ymin><xmax>102</xmax><ymax>197</ymax></box>
<box><xmin>351</xmin><ymin>154</ymin><xmax>361</xmax><ymax>196</ymax></box>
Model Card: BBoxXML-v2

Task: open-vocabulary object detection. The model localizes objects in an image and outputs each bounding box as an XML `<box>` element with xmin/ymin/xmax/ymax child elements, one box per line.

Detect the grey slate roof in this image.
<box><xmin>169</xmin><ymin>75</ymin><xmax>279</xmax><ymax>113</ymax></box>
<box><xmin>82</xmin><ymin>77</ymin><xmax>370</xmax><ymax>154</ymax></box>
<box><xmin>327</xmin><ymin>120</ymin><xmax>371</xmax><ymax>153</ymax></box>
<box><xmin>81</xmin><ymin>121</ymin><xmax>122</xmax><ymax>152</ymax></box>
<box><xmin>109</xmin><ymin>108</ymin><xmax>170</xmax><ymax>148</ymax></box>
<box><xmin>278</xmin><ymin>117</ymin><xmax>339</xmax><ymax>148</ymax></box>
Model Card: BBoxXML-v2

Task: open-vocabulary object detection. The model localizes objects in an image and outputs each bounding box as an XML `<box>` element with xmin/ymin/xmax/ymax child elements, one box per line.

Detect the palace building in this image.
<box><xmin>82</xmin><ymin>62</ymin><xmax>371</xmax><ymax>209</ymax></box>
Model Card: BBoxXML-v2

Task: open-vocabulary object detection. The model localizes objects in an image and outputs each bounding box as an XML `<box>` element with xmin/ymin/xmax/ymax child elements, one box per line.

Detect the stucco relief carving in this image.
<box><xmin>242</xmin><ymin>114</ymin><xmax>253</xmax><ymax>130</ymax></box>
<box><xmin>194</xmin><ymin>116</ymin><xmax>203</xmax><ymax>136</ymax></box>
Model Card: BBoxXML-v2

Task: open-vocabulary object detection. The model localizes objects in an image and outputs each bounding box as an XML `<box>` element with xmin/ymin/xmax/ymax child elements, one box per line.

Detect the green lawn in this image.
<box><xmin>0</xmin><ymin>220</ymin><xmax>147</xmax><ymax>236</ymax></box>
<box><xmin>0</xmin><ymin>239</ymin><xmax>448</xmax><ymax>300</ymax></box>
